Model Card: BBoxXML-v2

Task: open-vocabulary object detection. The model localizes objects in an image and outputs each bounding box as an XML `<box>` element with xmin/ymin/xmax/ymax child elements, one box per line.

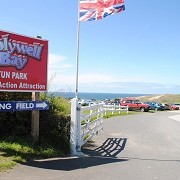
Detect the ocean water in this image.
<box><xmin>51</xmin><ymin>92</ymin><xmax>151</xmax><ymax>100</ymax></box>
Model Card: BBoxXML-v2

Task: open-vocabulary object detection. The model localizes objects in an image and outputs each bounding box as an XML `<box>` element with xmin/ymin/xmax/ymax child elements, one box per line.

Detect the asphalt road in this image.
<box><xmin>1</xmin><ymin>111</ymin><xmax>180</xmax><ymax>180</ymax></box>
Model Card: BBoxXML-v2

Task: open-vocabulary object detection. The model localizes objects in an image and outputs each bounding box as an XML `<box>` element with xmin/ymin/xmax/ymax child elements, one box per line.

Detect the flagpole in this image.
<box><xmin>75</xmin><ymin>0</ymin><xmax>81</xmax><ymax>99</ymax></box>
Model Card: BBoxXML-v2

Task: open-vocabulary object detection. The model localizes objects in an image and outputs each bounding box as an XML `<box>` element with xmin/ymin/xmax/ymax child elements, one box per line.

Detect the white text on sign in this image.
<box><xmin>16</xmin><ymin>103</ymin><xmax>34</xmax><ymax>109</ymax></box>
<box><xmin>0</xmin><ymin>103</ymin><xmax>12</xmax><ymax>110</ymax></box>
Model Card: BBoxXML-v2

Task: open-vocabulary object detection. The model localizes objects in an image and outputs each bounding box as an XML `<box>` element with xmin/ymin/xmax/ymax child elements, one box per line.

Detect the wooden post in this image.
<box><xmin>31</xmin><ymin>92</ymin><xmax>40</xmax><ymax>143</ymax></box>
<box><xmin>31</xmin><ymin>36</ymin><xmax>42</xmax><ymax>143</ymax></box>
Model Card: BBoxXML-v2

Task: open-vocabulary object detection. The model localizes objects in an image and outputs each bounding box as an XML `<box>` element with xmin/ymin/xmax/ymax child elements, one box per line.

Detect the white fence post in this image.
<box><xmin>70</xmin><ymin>98</ymin><xmax>78</xmax><ymax>155</ymax></box>
<box><xmin>70</xmin><ymin>98</ymin><xmax>82</xmax><ymax>155</ymax></box>
<box><xmin>77</xmin><ymin>103</ymin><xmax>81</xmax><ymax>152</ymax></box>
<box><xmin>104</xmin><ymin>107</ymin><xmax>107</xmax><ymax>115</ymax></box>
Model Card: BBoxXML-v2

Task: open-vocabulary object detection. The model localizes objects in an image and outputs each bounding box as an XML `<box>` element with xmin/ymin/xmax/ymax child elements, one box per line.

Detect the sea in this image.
<box><xmin>50</xmin><ymin>92</ymin><xmax>152</xmax><ymax>100</ymax></box>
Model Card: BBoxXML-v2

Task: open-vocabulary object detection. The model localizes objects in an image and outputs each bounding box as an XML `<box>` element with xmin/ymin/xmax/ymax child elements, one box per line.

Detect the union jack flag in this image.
<box><xmin>79</xmin><ymin>0</ymin><xmax>125</xmax><ymax>21</ymax></box>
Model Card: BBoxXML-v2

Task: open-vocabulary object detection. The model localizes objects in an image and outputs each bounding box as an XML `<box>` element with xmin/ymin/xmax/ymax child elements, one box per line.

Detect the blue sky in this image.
<box><xmin>1</xmin><ymin>0</ymin><xmax>180</xmax><ymax>94</ymax></box>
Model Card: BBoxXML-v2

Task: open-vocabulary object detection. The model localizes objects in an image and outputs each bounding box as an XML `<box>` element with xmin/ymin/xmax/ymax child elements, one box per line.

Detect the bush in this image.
<box><xmin>0</xmin><ymin>92</ymin><xmax>32</xmax><ymax>137</ymax></box>
<box><xmin>0</xmin><ymin>92</ymin><xmax>71</xmax><ymax>155</ymax></box>
<box><xmin>0</xmin><ymin>92</ymin><xmax>31</xmax><ymax>101</ymax></box>
<box><xmin>40</xmin><ymin>93</ymin><xmax>71</xmax><ymax>154</ymax></box>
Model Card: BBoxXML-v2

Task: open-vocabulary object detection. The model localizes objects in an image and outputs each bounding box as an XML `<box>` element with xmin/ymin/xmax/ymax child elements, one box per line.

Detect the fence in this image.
<box><xmin>80</xmin><ymin>104</ymin><xmax>104</xmax><ymax>147</ymax></box>
<box><xmin>103</xmin><ymin>104</ymin><xmax>128</xmax><ymax>115</ymax></box>
<box><xmin>70</xmin><ymin>99</ymin><xmax>128</xmax><ymax>154</ymax></box>
<box><xmin>70</xmin><ymin>98</ymin><xmax>104</xmax><ymax>154</ymax></box>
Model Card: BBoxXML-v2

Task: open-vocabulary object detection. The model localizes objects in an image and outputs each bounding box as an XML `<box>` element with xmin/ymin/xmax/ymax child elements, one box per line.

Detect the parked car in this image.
<box><xmin>174</xmin><ymin>103</ymin><xmax>180</xmax><ymax>109</ymax></box>
<box><xmin>144</xmin><ymin>102</ymin><xmax>164</xmax><ymax>111</ymax></box>
<box><xmin>120</xmin><ymin>98</ymin><xmax>150</xmax><ymax>112</ymax></box>
<box><xmin>169</xmin><ymin>104</ymin><xmax>179</xmax><ymax>110</ymax></box>
<box><xmin>164</xmin><ymin>103</ymin><xmax>179</xmax><ymax>110</ymax></box>
<box><xmin>114</xmin><ymin>98</ymin><xmax>121</xmax><ymax>105</ymax></box>
<box><xmin>164</xmin><ymin>104</ymin><xmax>171</xmax><ymax>110</ymax></box>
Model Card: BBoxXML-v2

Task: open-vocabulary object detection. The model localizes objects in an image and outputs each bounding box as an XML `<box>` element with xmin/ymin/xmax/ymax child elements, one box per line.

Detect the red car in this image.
<box><xmin>120</xmin><ymin>98</ymin><xmax>150</xmax><ymax>112</ymax></box>
<box><xmin>169</xmin><ymin>104</ymin><xmax>179</xmax><ymax>110</ymax></box>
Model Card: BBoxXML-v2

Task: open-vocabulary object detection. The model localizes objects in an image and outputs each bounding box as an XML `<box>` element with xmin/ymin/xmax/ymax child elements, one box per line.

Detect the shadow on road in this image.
<box><xmin>24</xmin><ymin>156</ymin><xmax>128</xmax><ymax>171</ymax></box>
<box><xmin>23</xmin><ymin>138</ymin><xmax>128</xmax><ymax>171</ymax></box>
<box><xmin>82</xmin><ymin>138</ymin><xmax>127</xmax><ymax>157</ymax></box>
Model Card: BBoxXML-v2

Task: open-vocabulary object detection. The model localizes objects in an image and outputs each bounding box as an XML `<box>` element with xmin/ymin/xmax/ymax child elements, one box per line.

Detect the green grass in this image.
<box><xmin>0</xmin><ymin>137</ymin><xmax>64</xmax><ymax>172</ymax></box>
<box><xmin>0</xmin><ymin>152</ymin><xmax>16</xmax><ymax>172</ymax></box>
<box><xmin>104</xmin><ymin>111</ymin><xmax>139</xmax><ymax>118</ymax></box>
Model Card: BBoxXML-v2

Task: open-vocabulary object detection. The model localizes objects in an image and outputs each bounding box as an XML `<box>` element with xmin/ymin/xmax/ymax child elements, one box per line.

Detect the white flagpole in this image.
<box><xmin>75</xmin><ymin>0</ymin><xmax>81</xmax><ymax>99</ymax></box>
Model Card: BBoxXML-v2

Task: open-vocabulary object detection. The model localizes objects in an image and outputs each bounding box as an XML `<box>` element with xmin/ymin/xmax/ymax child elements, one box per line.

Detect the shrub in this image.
<box><xmin>40</xmin><ymin>93</ymin><xmax>71</xmax><ymax>154</ymax></box>
<box><xmin>0</xmin><ymin>92</ymin><xmax>32</xmax><ymax>137</ymax></box>
<box><xmin>0</xmin><ymin>92</ymin><xmax>71</xmax><ymax>154</ymax></box>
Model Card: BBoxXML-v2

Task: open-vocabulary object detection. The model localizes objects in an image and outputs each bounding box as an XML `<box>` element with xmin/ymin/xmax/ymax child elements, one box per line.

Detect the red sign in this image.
<box><xmin>0</xmin><ymin>30</ymin><xmax>48</xmax><ymax>92</ymax></box>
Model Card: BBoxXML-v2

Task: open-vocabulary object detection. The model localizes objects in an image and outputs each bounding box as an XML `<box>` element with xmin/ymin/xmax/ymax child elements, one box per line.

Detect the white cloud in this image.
<box><xmin>48</xmin><ymin>73</ymin><xmax>128</xmax><ymax>91</ymax></box>
<box><xmin>47</xmin><ymin>65</ymin><xmax>180</xmax><ymax>94</ymax></box>
<box><xmin>48</xmin><ymin>54</ymin><xmax>73</xmax><ymax>73</ymax></box>
<box><xmin>47</xmin><ymin>71</ymin><xmax>155</xmax><ymax>92</ymax></box>
<box><xmin>49</xmin><ymin>54</ymin><xmax>66</xmax><ymax>64</ymax></box>
<box><xmin>78</xmin><ymin>73</ymin><xmax>119</xmax><ymax>83</ymax></box>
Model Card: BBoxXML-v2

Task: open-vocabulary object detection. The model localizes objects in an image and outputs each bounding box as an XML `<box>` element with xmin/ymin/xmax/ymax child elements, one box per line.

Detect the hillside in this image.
<box><xmin>137</xmin><ymin>94</ymin><xmax>180</xmax><ymax>104</ymax></box>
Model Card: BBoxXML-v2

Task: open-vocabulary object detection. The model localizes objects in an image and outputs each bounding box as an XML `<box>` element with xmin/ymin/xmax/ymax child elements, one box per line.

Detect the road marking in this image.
<box><xmin>168</xmin><ymin>110</ymin><xmax>180</xmax><ymax>113</ymax></box>
<box><xmin>168</xmin><ymin>114</ymin><xmax>180</xmax><ymax>122</ymax></box>
<box><xmin>109</xmin><ymin>133</ymin><xmax>122</xmax><ymax>136</ymax></box>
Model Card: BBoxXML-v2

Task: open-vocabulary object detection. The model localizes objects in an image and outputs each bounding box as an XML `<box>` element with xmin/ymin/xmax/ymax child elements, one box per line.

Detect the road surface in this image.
<box><xmin>1</xmin><ymin>111</ymin><xmax>180</xmax><ymax>180</ymax></box>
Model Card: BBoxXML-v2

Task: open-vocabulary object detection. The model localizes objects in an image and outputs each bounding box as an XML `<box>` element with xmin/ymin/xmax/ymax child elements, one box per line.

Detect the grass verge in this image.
<box><xmin>0</xmin><ymin>136</ymin><xmax>64</xmax><ymax>173</ymax></box>
<box><xmin>103</xmin><ymin>110</ymin><xmax>140</xmax><ymax>118</ymax></box>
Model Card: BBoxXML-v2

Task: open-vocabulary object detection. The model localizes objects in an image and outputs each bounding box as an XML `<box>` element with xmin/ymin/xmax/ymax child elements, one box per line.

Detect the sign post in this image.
<box><xmin>31</xmin><ymin>92</ymin><xmax>40</xmax><ymax>143</ymax></box>
<box><xmin>31</xmin><ymin>36</ymin><xmax>41</xmax><ymax>143</ymax></box>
